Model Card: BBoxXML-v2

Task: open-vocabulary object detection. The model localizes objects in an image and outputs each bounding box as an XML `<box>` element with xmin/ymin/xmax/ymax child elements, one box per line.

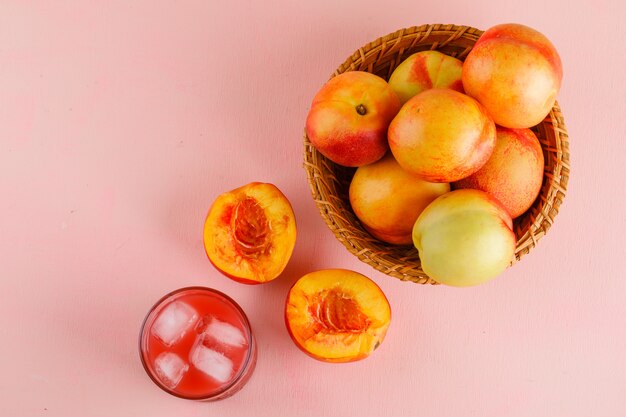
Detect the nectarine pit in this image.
<box><xmin>310</xmin><ymin>288</ymin><xmax>370</xmax><ymax>334</ymax></box>
<box><xmin>231</xmin><ymin>197</ymin><xmax>271</xmax><ymax>258</ymax></box>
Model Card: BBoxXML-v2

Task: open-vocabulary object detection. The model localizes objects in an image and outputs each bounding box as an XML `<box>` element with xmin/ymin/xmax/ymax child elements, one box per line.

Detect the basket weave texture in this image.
<box><xmin>303</xmin><ymin>24</ymin><xmax>570</xmax><ymax>284</ymax></box>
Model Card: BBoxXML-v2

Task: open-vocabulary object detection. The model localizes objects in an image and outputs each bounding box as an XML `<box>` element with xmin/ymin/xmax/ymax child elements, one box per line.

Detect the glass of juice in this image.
<box><xmin>139</xmin><ymin>287</ymin><xmax>257</xmax><ymax>401</ymax></box>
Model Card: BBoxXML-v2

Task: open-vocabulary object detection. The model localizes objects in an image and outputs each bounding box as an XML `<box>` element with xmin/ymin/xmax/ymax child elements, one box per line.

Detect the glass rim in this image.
<box><xmin>138</xmin><ymin>286</ymin><xmax>255</xmax><ymax>401</ymax></box>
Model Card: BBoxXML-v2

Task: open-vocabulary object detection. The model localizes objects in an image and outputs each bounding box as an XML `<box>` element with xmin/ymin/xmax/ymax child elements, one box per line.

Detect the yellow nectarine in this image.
<box><xmin>349</xmin><ymin>153</ymin><xmax>449</xmax><ymax>244</ymax></box>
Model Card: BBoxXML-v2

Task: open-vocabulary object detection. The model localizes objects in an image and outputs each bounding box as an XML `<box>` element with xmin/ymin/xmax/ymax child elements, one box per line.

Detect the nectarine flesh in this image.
<box><xmin>285</xmin><ymin>269</ymin><xmax>391</xmax><ymax>362</ymax></box>
<box><xmin>203</xmin><ymin>182</ymin><xmax>296</xmax><ymax>284</ymax></box>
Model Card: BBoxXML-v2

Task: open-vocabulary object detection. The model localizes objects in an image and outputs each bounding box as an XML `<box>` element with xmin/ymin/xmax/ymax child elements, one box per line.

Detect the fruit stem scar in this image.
<box><xmin>355</xmin><ymin>104</ymin><xmax>367</xmax><ymax>115</ymax></box>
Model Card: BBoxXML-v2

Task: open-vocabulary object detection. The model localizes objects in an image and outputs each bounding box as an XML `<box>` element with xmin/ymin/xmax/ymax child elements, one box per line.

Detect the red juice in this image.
<box><xmin>139</xmin><ymin>287</ymin><xmax>257</xmax><ymax>401</ymax></box>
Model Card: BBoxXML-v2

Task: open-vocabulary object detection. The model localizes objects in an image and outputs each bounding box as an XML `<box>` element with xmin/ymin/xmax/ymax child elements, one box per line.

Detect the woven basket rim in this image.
<box><xmin>303</xmin><ymin>24</ymin><xmax>570</xmax><ymax>284</ymax></box>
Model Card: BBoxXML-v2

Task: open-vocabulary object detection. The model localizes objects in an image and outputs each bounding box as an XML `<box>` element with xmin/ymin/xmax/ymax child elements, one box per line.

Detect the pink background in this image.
<box><xmin>1</xmin><ymin>1</ymin><xmax>625</xmax><ymax>416</ymax></box>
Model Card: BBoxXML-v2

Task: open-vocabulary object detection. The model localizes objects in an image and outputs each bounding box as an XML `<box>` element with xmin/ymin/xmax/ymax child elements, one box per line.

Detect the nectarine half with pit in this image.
<box><xmin>203</xmin><ymin>182</ymin><xmax>296</xmax><ymax>284</ymax></box>
<box><xmin>349</xmin><ymin>152</ymin><xmax>449</xmax><ymax>245</ymax></box>
<box><xmin>285</xmin><ymin>269</ymin><xmax>391</xmax><ymax>363</ymax></box>
<box><xmin>306</xmin><ymin>71</ymin><xmax>401</xmax><ymax>167</ymax></box>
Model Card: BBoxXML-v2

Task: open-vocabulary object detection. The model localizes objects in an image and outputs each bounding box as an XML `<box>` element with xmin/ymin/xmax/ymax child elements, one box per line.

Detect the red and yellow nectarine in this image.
<box><xmin>454</xmin><ymin>127</ymin><xmax>544</xmax><ymax>218</ymax></box>
<box><xmin>388</xmin><ymin>89</ymin><xmax>496</xmax><ymax>183</ymax></box>
<box><xmin>388</xmin><ymin>50</ymin><xmax>464</xmax><ymax>104</ymax></box>
<box><xmin>462</xmin><ymin>23</ymin><xmax>563</xmax><ymax>128</ymax></box>
<box><xmin>306</xmin><ymin>71</ymin><xmax>401</xmax><ymax>167</ymax></box>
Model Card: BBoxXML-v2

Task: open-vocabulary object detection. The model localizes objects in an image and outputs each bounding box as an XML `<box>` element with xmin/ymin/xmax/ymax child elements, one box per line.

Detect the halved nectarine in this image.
<box><xmin>285</xmin><ymin>269</ymin><xmax>391</xmax><ymax>362</ymax></box>
<box><xmin>203</xmin><ymin>182</ymin><xmax>297</xmax><ymax>284</ymax></box>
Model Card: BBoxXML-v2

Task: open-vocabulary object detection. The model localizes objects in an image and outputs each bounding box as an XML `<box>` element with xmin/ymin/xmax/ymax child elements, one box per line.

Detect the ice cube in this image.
<box><xmin>154</xmin><ymin>352</ymin><xmax>188</xmax><ymax>389</ymax></box>
<box><xmin>203</xmin><ymin>317</ymin><xmax>247</xmax><ymax>348</ymax></box>
<box><xmin>151</xmin><ymin>301</ymin><xmax>198</xmax><ymax>347</ymax></box>
<box><xmin>190</xmin><ymin>341</ymin><xmax>234</xmax><ymax>383</ymax></box>
<box><xmin>194</xmin><ymin>314</ymin><xmax>211</xmax><ymax>334</ymax></box>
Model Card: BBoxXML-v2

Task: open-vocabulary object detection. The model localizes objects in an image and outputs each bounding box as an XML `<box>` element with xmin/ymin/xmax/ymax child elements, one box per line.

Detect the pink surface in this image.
<box><xmin>1</xmin><ymin>1</ymin><xmax>625</xmax><ymax>416</ymax></box>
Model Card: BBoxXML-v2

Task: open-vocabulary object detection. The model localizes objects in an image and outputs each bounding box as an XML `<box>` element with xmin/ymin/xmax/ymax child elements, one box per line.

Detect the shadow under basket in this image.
<box><xmin>303</xmin><ymin>24</ymin><xmax>570</xmax><ymax>284</ymax></box>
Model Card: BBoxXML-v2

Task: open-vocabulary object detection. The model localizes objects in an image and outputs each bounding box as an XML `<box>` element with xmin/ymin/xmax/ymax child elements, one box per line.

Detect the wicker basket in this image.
<box><xmin>303</xmin><ymin>24</ymin><xmax>570</xmax><ymax>284</ymax></box>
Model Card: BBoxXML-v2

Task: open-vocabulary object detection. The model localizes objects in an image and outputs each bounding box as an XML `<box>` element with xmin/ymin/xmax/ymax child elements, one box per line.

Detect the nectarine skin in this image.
<box><xmin>203</xmin><ymin>182</ymin><xmax>297</xmax><ymax>284</ymax></box>
<box><xmin>462</xmin><ymin>23</ymin><xmax>563</xmax><ymax>129</ymax></box>
<box><xmin>349</xmin><ymin>153</ymin><xmax>449</xmax><ymax>245</ymax></box>
<box><xmin>306</xmin><ymin>71</ymin><xmax>401</xmax><ymax>167</ymax></box>
<box><xmin>413</xmin><ymin>189</ymin><xmax>516</xmax><ymax>287</ymax></box>
<box><xmin>388</xmin><ymin>50</ymin><xmax>464</xmax><ymax>104</ymax></box>
<box><xmin>388</xmin><ymin>89</ymin><xmax>496</xmax><ymax>183</ymax></box>
<box><xmin>454</xmin><ymin>127</ymin><xmax>545</xmax><ymax>218</ymax></box>
<box><xmin>285</xmin><ymin>269</ymin><xmax>391</xmax><ymax>363</ymax></box>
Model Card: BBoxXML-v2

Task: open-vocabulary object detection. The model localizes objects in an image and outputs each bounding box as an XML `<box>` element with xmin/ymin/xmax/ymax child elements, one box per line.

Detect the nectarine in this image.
<box><xmin>388</xmin><ymin>50</ymin><xmax>464</xmax><ymax>104</ymax></box>
<box><xmin>285</xmin><ymin>269</ymin><xmax>391</xmax><ymax>362</ymax></box>
<box><xmin>306</xmin><ymin>71</ymin><xmax>401</xmax><ymax>167</ymax></box>
<box><xmin>388</xmin><ymin>89</ymin><xmax>496</xmax><ymax>183</ymax></box>
<box><xmin>203</xmin><ymin>182</ymin><xmax>296</xmax><ymax>284</ymax></box>
<box><xmin>349</xmin><ymin>153</ymin><xmax>449</xmax><ymax>245</ymax></box>
<box><xmin>462</xmin><ymin>23</ymin><xmax>563</xmax><ymax>128</ymax></box>
<box><xmin>454</xmin><ymin>127</ymin><xmax>545</xmax><ymax>218</ymax></box>
<box><xmin>413</xmin><ymin>189</ymin><xmax>516</xmax><ymax>287</ymax></box>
